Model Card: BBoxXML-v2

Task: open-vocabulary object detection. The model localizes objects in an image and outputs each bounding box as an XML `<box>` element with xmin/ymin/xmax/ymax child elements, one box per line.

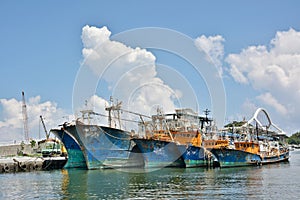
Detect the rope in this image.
<box><xmin>42</xmin><ymin>158</ymin><xmax>54</xmax><ymax>170</ymax></box>
<box><xmin>91</xmin><ymin>112</ymin><xmax>147</xmax><ymax>123</ymax></box>
<box><xmin>98</xmin><ymin>126</ymin><xmax>132</xmax><ymax>141</ymax></box>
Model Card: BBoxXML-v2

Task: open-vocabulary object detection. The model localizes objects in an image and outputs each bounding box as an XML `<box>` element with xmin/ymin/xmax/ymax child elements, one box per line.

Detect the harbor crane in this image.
<box><xmin>22</xmin><ymin>91</ymin><xmax>29</xmax><ymax>142</ymax></box>
<box><xmin>40</xmin><ymin>115</ymin><xmax>50</xmax><ymax>139</ymax></box>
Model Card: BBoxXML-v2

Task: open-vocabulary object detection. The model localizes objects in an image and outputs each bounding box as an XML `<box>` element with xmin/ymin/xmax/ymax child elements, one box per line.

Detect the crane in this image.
<box><xmin>22</xmin><ymin>91</ymin><xmax>29</xmax><ymax>142</ymax></box>
<box><xmin>40</xmin><ymin>115</ymin><xmax>50</xmax><ymax>139</ymax></box>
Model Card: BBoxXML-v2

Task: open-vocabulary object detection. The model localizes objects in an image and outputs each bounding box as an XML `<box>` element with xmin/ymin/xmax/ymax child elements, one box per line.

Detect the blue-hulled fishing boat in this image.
<box><xmin>259</xmin><ymin>140</ymin><xmax>290</xmax><ymax>164</ymax></box>
<box><xmin>63</xmin><ymin>100</ymin><xmax>146</xmax><ymax>169</ymax></box>
<box><xmin>133</xmin><ymin>138</ymin><xmax>185</xmax><ymax>168</ymax></box>
<box><xmin>51</xmin><ymin>127</ymin><xmax>87</xmax><ymax>168</ymax></box>
<box><xmin>210</xmin><ymin>141</ymin><xmax>262</xmax><ymax>167</ymax></box>
<box><xmin>177</xmin><ymin>144</ymin><xmax>207</xmax><ymax>167</ymax></box>
<box><xmin>132</xmin><ymin>108</ymin><xmax>210</xmax><ymax>168</ymax></box>
<box><xmin>50</xmin><ymin>128</ymin><xmax>86</xmax><ymax>168</ymax></box>
<box><xmin>73</xmin><ymin>121</ymin><xmax>138</xmax><ymax>169</ymax></box>
<box><xmin>210</xmin><ymin>108</ymin><xmax>290</xmax><ymax>168</ymax></box>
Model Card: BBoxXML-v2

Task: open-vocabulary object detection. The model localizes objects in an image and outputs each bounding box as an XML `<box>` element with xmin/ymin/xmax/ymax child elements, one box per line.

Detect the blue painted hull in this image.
<box><xmin>261</xmin><ymin>151</ymin><xmax>290</xmax><ymax>164</ymax></box>
<box><xmin>133</xmin><ymin>139</ymin><xmax>185</xmax><ymax>168</ymax></box>
<box><xmin>210</xmin><ymin>148</ymin><xmax>261</xmax><ymax>168</ymax></box>
<box><xmin>177</xmin><ymin>145</ymin><xmax>207</xmax><ymax>168</ymax></box>
<box><xmin>65</xmin><ymin>123</ymin><xmax>139</xmax><ymax>169</ymax></box>
<box><xmin>51</xmin><ymin>128</ymin><xmax>87</xmax><ymax>169</ymax></box>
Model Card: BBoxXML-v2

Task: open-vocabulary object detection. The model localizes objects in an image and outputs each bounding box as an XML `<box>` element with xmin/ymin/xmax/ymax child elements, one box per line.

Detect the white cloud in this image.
<box><xmin>241</xmin><ymin>99</ymin><xmax>258</xmax><ymax>117</ymax></box>
<box><xmin>81</xmin><ymin>25</ymin><xmax>156</xmax><ymax>84</ymax></box>
<box><xmin>195</xmin><ymin>35</ymin><xmax>225</xmax><ymax>75</ymax></box>
<box><xmin>79</xmin><ymin>25</ymin><xmax>179</xmax><ymax>120</ymax></box>
<box><xmin>0</xmin><ymin>98</ymin><xmax>23</xmax><ymax>129</ymax></box>
<box><xmin>77</xmin><ymin>95</ymin><xmax>109</xmax><ymax>126</ymax></box>
<box><xmin>81</xmin><ymin>26</ymin><xmax>111</xmax><ymax>49</ymax></box>
<box><xmin>228</xmin><ymin>64</ymin><xmax>248</xmax><ymax>84</ymax></box>
<box><xmin>271</xmin><ymin>28</ymin><xmax>300</xmax><ymax>55</ymax></box>
<box><xmin>226</xmin><ymin>28</ymin><xmax>300</xmax><ymax>133</ymax></box>
<box><xmin>226</xmin><ymin>28</ymin><xmax>300</xmax><ymax>91</ymax></box>
<box><xmin>0</xmin><ymin>96</ymin><xmax>68</xmax><ymax>143</ymax></box>
<box><xmin>256</xmin><ymin>93</ymin><xmax>288</xmax><ymax>115</ymax></box>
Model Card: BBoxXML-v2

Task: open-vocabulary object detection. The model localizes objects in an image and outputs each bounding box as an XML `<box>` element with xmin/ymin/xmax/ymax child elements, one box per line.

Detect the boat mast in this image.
<box><xmin>156</xmin><ymin>107</ymin><xmax>174</xmax><ymax>142</ymax></box>
<box><xmin>203</xmin><ymin>109</ymin><xmax>211</xmax><ymax>133</ymax></box>
<box><xmin>105</xmin><ymin>97</ymin><xmax>122</xmax><ymax>129</ymax></box>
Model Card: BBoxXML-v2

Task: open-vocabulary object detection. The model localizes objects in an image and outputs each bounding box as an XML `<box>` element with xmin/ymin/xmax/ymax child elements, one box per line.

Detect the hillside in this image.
<box><xmin>287</xmin><ymin>132</ymin><xmax>300</xmax><ymax>145</ymax></box>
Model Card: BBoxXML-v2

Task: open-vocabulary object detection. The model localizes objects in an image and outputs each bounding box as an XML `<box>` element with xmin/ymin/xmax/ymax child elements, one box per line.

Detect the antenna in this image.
<box><xmin>204</xmin><ymin>109</ymin><xmax>210</xmax><ymax>121</ymax></box>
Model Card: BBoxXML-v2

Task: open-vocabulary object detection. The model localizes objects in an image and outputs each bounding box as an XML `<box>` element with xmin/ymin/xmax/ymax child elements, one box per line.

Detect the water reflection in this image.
<box><xmin>1</xmin><ymin>152</ymin><xmax>297</xmax><ymax>199</ymax></box>
<box><xmin>61</xmin><ymin>169</ymin><xmax>88</xmax><ymax>199</ymax></box>
<box><xmin>61</xmin><ymin>167</ymin><xmax>268</xmax><ymax>199</ymax></box>
<box><xmin>59</xmin><ymin>153</ymin><xmax>298</xmax><ymax>199</ymax></box>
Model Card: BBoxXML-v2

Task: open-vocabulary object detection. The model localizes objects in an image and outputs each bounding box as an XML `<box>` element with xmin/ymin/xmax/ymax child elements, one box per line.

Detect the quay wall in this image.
<box><xmin>0</xmin><ymin>144</ymin><xmax>33</xmax><ymax>156</ymax></box>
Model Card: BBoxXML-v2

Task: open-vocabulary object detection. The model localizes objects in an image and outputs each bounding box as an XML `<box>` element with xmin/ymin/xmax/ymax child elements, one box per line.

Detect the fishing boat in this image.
<box><xmin>245</xmin><ymin>108</ymin><xmax>290</xmax><ymax>164</ymax></box>
<box><xmin>73</xmin><ymin>120</ymin><xmax>138</xmax><ymax>169</ymax></box>
<box><xmin>35</xmin><ymin>115</ymin><xmax>68</xmax><ymax>169</ymax></box>
<box><xmin>177</xmin><ymin>144</ymin><xmax>207</xmax><ymax>168</ymax></box>
<box><xmin>174</xmin><ymin>128</ymin><xmax>209</xmax><ymax>168</ymax></box>
<box><xmin>132</xmin><ymin>108</ymin><xmax>211</xmax><ymax>168</ymax></box>
<box><xmin>50</xmin><ymin>127</ymin><xmax>87</xmax><ymax>168</ymax></box>
<box><xmin>62</xmin><ymin>115</ymin><xmax>135</xmax><ymax>169</ymax></box>
<box><xmin>202</xmin><ymin>131</ymin><xmax>236</xmax><ymax>167</ymax></box>
<box><xmin>210</xmin><ymin>108</ymin><xmax>290</xmax><ymax>168</ymax></box>
<box><xmin>63</xmin><ymin>99</ymin><xmax>146</xmax><ymax>169</ymax></box>
<box><xmin>259</xmin><ymin>139</ymin><xmax>289</xmax><ymax>164</ymax></box>
<box><xmin>210</xmin><ymin>140</ymin><xmax>262</xmax><ymax>167</ymax></box>
<box><xmin>133</xmin><ymin>138</ymin><xmax>185</xmax><ymax>168</ymax></box>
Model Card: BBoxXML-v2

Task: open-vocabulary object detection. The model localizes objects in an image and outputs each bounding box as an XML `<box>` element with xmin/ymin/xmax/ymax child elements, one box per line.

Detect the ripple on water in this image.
<box><xmin>0</xmin><ymin>151</ymin><xmax>299</xmax><ymax>199</ymax></box>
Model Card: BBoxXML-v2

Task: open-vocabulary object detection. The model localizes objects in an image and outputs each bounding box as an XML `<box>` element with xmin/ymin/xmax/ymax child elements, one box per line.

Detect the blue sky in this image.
<box><xmin>1</xmin><ymin>0</ymin><xmax>300</xmax><ymax>142</ymax></box>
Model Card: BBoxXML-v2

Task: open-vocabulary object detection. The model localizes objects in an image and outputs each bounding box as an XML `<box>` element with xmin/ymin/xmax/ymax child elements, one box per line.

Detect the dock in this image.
<box><xmin>0</xmin><ymin>156</ymin><xmax>67</xmax><ymax>173</ymax></box>
<box><xmin>0</xmin><ymin>143</ymin><xmax>67</xmax><ymax>173</ymax></box>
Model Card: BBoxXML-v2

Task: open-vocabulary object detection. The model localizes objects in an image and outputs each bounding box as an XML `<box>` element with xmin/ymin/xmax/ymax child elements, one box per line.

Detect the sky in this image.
<box><xmin>1</xmin><ymin>0</ymin><xmax>300</xmax><ymax>143</ymax></box>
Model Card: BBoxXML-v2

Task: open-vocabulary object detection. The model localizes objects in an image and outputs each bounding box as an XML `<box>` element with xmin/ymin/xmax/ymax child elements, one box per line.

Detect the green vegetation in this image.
<box><xmin>20</xmin><ymin>141</ymin><xmax>25</xmax><ymax>151</ymax></box>
<box><xmin>224</xmin><ymin>121</ymin><xmax>247</xmax><ymax>128</ymax></box>
<box><xmin>17</xmin><ymin>141</ymin><xmax>25</xmax><ymax>156</ymax></box>
<box><xmin>287</xmin><ymin>132</ymin><xmax>300</xmax><ymax>145</ymax></box>
<box><xmin>224</xmin><ymin>121</ymin><xmax>300</xmax><ymax>145</ymax></box>
<box><xmin>30</xmin><ymin>140</ymin><xmax>36</xmax><ymax>148</ymax></box>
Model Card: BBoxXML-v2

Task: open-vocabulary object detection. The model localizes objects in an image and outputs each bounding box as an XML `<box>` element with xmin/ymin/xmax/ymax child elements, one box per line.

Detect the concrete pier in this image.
<box><xmin>0</xmin><ymin>156</ymin><xmax>67</xmax><ymax>173</ymax></box>
<box><xmin>0</xmin><ymin>143</ymin><xmax>35</xmax><ymax>157</ymax></box>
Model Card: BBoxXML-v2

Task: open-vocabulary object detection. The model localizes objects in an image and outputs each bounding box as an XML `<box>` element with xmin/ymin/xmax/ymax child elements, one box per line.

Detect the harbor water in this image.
<box><xmin>0</xmin><ymin>150</ymin><xmax>299</xmax><ymax>199</ymax></box>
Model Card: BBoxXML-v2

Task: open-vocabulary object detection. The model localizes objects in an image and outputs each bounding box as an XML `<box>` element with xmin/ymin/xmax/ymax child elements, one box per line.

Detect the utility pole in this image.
<box><xmin>22</xmin><ymin>91</ymin><xmax>29</xmax><ymax>142</ymax></box>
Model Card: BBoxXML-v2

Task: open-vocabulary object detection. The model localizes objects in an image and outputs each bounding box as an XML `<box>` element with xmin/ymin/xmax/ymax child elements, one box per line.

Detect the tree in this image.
<box><xmin>287</xmin><ymin>132</ymin><xmax>300</xmax><ymax>144</ymax></box>
<box><xmin>30</xmin><ymin>140</ymin><xmax>36</xmax><ymax>148</ymax></box>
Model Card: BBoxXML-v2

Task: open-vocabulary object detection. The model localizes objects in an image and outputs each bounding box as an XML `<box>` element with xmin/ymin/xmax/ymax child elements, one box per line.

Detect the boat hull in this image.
<box><xmin>261</xmin><ymin>151</ymin><xmax>290</xmax><ymax>164</ymax></box>
<box><xmin>133</xmin><ymin>139</ymin><xmax>185</xmax><ymax>168</ymax></box>
<box><xmin>66</xmin><ymin>123</ymin><xmax>138</xmax><ymax>169</ymax></box>
<box><xmin>177</xmin><ymin>145</ymin><xmax>207</xmax><ymax>167</ymax></box>
<box><xmin>210</xmin><ymin>148</ymin><xmax>262</xmax><ymax>168</ymax></box>
<box><xmin>51</xmin><ymin>128</ymin><xmax>87</xmax><ymax>169</ymax></box>
<box><xmin>42</xmin><ymin>157</ymin><xmax>68</xmax><ymax>170</ymax></box>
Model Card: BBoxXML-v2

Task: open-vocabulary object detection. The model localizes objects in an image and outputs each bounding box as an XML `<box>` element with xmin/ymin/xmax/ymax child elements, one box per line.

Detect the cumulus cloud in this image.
<box><xmin>81</xmin><ymin>25</ymin><xmax>156</xmax><ymax>84</ymax></box>
<box><xmin>226</xmin><ymin>28</ymin><xmax>300</xmax><ymax>132</ymax></box>
<box><xmin>256</xmin><ymin>93</ymin><xmax>288</xmax><ymax>115</ymax></box>
<box><xmin>227</xmin><ymin>28</ymin><xmax>300</xmax><ymax>90</ymax></box>
<box><xmin>0</xmin><ymin>98</ymin><xmax>23</xmax><ymax>129</ymax></box>
<box><xmin>76</xmin><ymin>95</ymin><xmax>110</xmax><ymax>126</ymax></box>
<box><xmin>79</xmin><ymin>25</ymin><xmax>180</xmax><ymax>121</ymax></box>
<box><xmin>0</xmin><ymin>96</ymin><xmax>68</xmax><ymax>143</ymax></box>
<box><xmin>195</xmin><ymin>35</ymin><xmax>225</xmax><ymax>75</ymax></box>
<box><xmin>271</xmin><ymin>28</ymin><xmax>300</xmax><ymax>55</ymax></box>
